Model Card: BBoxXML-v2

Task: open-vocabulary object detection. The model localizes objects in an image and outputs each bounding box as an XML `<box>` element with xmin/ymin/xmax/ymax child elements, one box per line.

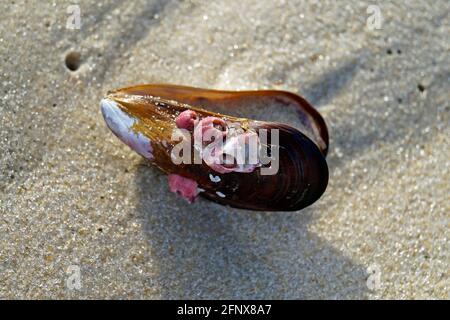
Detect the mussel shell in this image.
<box><xmin>102</xmin><ymin>84</ymin><xmax>329</xmax><ymax>211</ymax></box>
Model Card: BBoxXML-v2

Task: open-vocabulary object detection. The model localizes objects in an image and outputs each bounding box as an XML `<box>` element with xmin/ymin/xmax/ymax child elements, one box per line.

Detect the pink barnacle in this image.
<box><xmin>175</xmin><ymin>110</ymin><xmax>198</xmax><ymax>130</ymax></box>
<box><xmin>167</xmin><ymin>174</ymin><xmax>200</xmax><ymax>203</ymax></box>
<box><xmin>194</xmin><ymin>116</ymin><xmax>228</xmax><ymax>145</ymax></box>
<box><xmin>207</xmin><ymin>132</ymin><xmax>260</xmax><ymax>174</ymax></box>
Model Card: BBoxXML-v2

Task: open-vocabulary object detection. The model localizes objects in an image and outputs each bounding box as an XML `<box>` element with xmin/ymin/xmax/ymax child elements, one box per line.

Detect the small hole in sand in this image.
<box><xmin>65</xmin><ymin>51</ymin><xmax>81</xmax><ymax>71</ymax></box>
<box><xmin>417</xmin><ymin>84</ymin><xmax>425</xmax><ymax>92</ymax></box>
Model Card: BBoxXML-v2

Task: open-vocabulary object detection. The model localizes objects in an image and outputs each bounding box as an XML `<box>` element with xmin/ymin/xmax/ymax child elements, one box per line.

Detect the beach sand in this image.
<box><xmin>0</xmin><ymin>0</ymin><xmax>448</xmax><ymax>298</ymax></box>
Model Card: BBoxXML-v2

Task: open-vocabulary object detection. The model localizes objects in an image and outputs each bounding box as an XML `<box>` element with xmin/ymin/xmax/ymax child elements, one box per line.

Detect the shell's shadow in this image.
<box><xmin>135</xmin><ymin>163</ymin><xmax>369</xmax><ymax>299</ymax></box>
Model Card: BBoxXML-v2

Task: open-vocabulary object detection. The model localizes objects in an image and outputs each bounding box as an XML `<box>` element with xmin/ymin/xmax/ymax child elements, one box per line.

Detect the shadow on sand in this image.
<box><xmin>134</xmin><ymin>165</ymin><xmax>370</xmax><ymax>299</ymax></box>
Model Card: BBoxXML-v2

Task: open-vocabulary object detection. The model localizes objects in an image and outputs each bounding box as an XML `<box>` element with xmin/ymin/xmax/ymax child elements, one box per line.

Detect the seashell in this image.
<box><xmin>100</xmin><ymin>84</ymin><xmax>329</xmax><ymax>211</ymax></box>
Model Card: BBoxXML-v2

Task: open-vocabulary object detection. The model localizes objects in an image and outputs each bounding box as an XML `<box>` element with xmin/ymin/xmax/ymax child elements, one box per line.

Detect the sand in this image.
<box><xmin>0</xmin><ymin>0</ymin><xmax>448</xmax><ymax>299</ymax></box>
